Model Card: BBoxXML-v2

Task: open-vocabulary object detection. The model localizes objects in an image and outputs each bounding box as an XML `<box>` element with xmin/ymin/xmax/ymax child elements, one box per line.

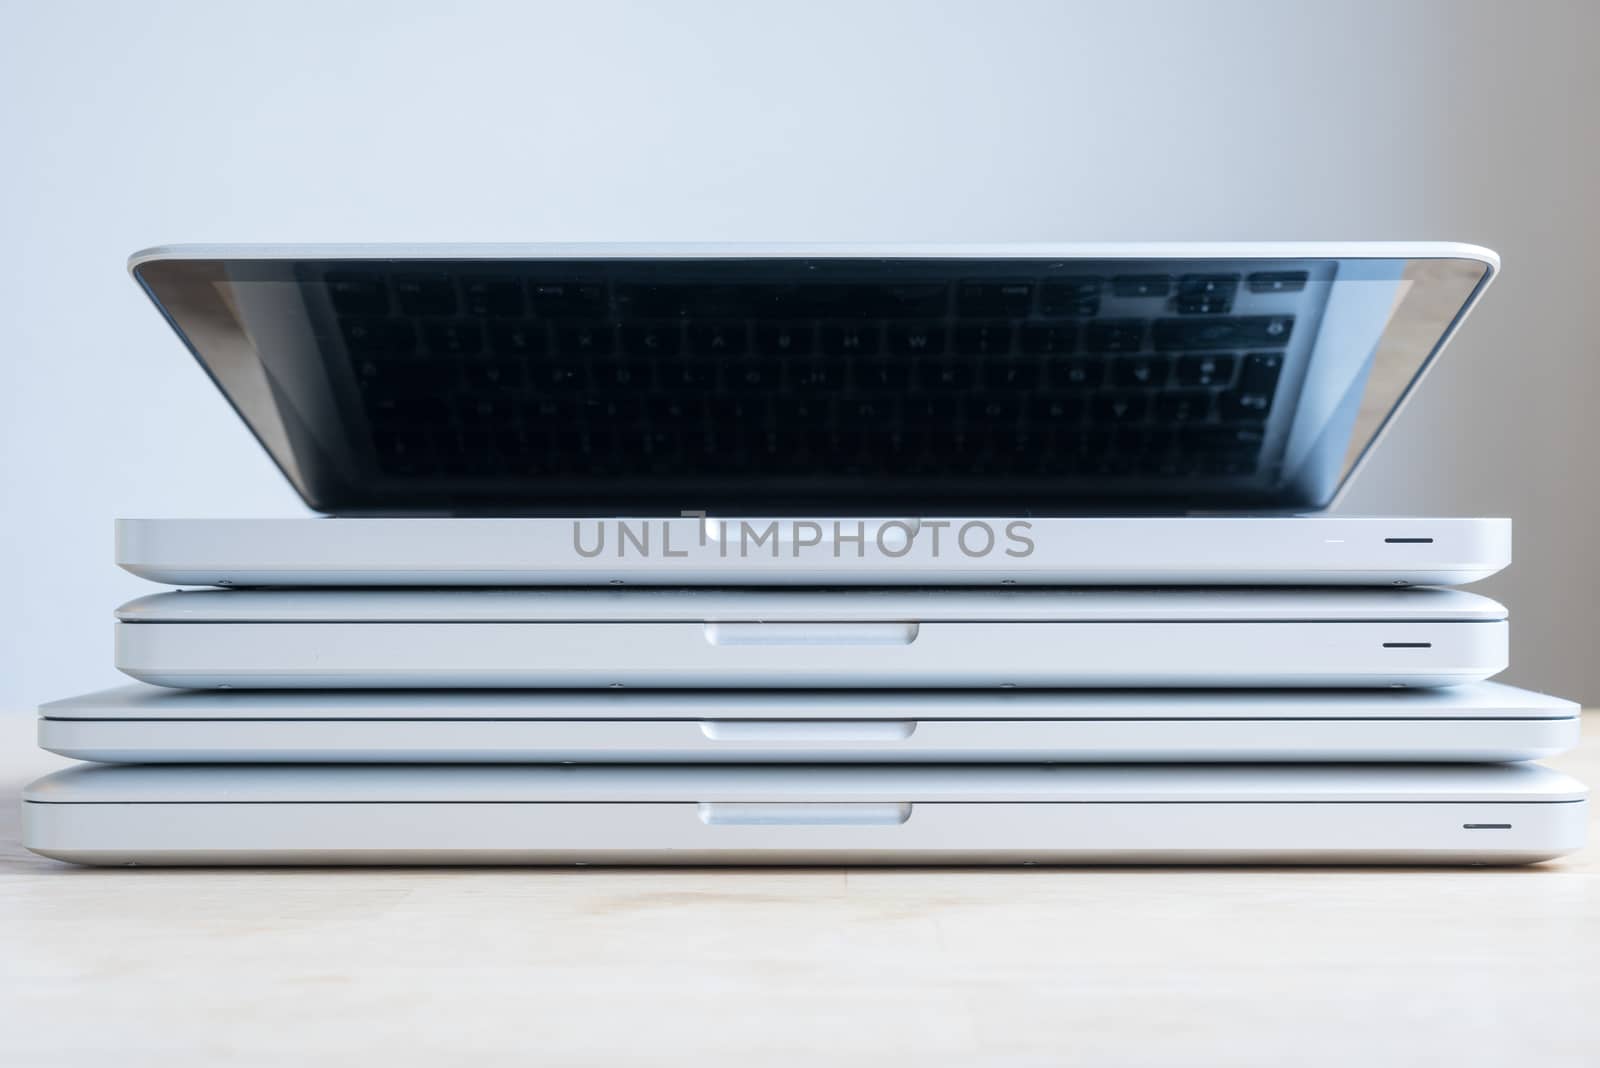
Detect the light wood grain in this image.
<box><xmin>2</xmin><ymin>708</ymin><xmax>1596</xmax><ymax>1068</ymax></box>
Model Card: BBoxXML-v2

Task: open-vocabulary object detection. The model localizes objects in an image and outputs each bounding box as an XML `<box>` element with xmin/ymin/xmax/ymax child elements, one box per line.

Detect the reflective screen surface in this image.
<box><xmin>131</xmin><ymin>245</ymin><xmax>1493</xmax><ymax>515</ymax></box>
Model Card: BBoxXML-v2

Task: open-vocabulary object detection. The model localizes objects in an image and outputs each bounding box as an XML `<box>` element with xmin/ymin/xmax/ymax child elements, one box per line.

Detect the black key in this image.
<box><xmin>492</xmin><ymin>428</ymin><xmax>530</xmax><ymax>458</ymax></box>
<box><xmin>529</xmin><ymin>282</ymin><xmax>607</xmax><ymax>318</ymax></box>
<box><xmin>754</xmin><ymin>323</ymin><xmax>814</xmax><ymax>356</ymax></box>
<box><xmin>905</xmin><ymin>395</ymin><xmax>960</xmax><ymax>425</ymax></box>
<box><xmin>340</xmin><ymin>317</ymin><xmax>416</xmax><ymax>355</ymax></box>
<box><xmin>768</xmin><ymin>431</ymin><xmax>813</xmax><ymax>466</ymax></box>
<box><xmin>365</xmin><ymin>391</ymin><xmax>450</xmax><ymax>428</ymax></box>
<box><xmin>858</xmin><ymin>358</ymin><xmax>910</xmax><ymax>389</ymax></box>
<box><xmin>687</xmin><ymin>322</ymin><xmax>748</xmax><ymax>357</ymax></box>
<box><xmin>617</xmin><ymin>284</ymin><xmax>760</xmax><ymax>319</ymax></box>
<box><xmin>869</xmin><ymin>284</ymin><xmax>948</xmax><ymax>318</ymax></box>
<box><xmin>887</xmin><ymin>323</ymin><xmax>946</xmax><ymax>356</ymax></box>
<box><xmin>489</xmin><ymin>320</ymin><xmax>548</xmax><ymax>356</ymax></box>
<box><xmin>708</xmin><ymin>396</ymin><xmax>761</xmax><ymax>426</ymax></box>
<box><xmin>1112</xmin><ymin>275</ymin><xmax>1171</xmax><ymax>298</ymax></box>
<box><xmin>1085</xmin><ymin>320</ymin><xmax>1145</xmax><ymax>352</ymax></box>
<box><xmin>790</xmin><ymin>359</ymin><xmax>849</xmax><ymax>390</ymax></box>
<box><xmin>1140</xmin><ymin>453</ymin><xmax>1190</xmax><ymax>478</ymax></box>
<box><xmin>760</xmin><ymin>286</ymin><xmax>832</xmax><ymax>320</ymax></box>
<box><xmin>990</xmin><ymin>429</ymin><xmax>1039</xmax><ymax>461</ymax></box>
<box><xmin>759</xmin><ymin>284</ymin><xmax>942</xmax><ymax>319</ymax></box>
<box><xmin>1178</xmin><ymin>274</ymin><xmax>1239</xmax><ymax>300</ymax></box>
<box><xmin>371</xmin><ymin>428</ymin><xmax>428</xmax><ymax>459</ymax></box>
<box><xmin>633</xmin><ymin>428</ymin><xmax>681</xmax><ymax>460</ymax></box>
<box><xmin>528</xmin><ymin>395</ymin><xmax>579</xmax><ymax>423</ymax></box>
<box><xmin>957</xmin><ymin>281</ymin><xmax>1033</xmax><ymax>316</ymax></box>
<box><xmin>919</xmin><ymin>360</ymin><xmax>974</xmax><ymax>390</ymax></box>
<box><xmin>1048</xmin><ymin>357</ymin><xmax>1105</xmax><ymax>389</ymax></box>
<box><xmin>1018</xmin><ymin>322</ymin><xmax>1076</xmax><ymax>355</ymax></box>
<box><xmin>925</xmin><ymin>429</ymin><xmax>973</xmax><ymax>461</ymax></box>
<box><xmin>1248</xmin><ymin>270</ymin><xmax>1309</xmax><ymax>294</ymax></box>
<box><xmin>555</xmin><ymin>323</ymin><xmax>615</xmax><ymax>357</ymax></box>
<box><xmin>1238</xmin><ymin>352</ymin><xmax>1285</xmax><ymax>393</ymax></box>
<box><xmin>1153</xmin><ymin>316</ymin><xmax>1294</xmax><ymax>349</ymax></box>
<box><xmin>594</xmin><ymin>359</ymin><xmax>653</xmax><ymax>391</ymax></box>
<box><xmin>746</xmin><ymin>428</ymin><xmax>784</xmax><ymax>461</ymax></box>
<box><xmin>820</xmin><ymin>323</ymin><xmax>881</xmax><ymax>356</ymax></box>
<box><xmin>725</xmin><ymin>358</ymin><xmax>783</xmax><ymax>391</ymax></box>
<box><xmin>462</xmin><ymin>360</ymin><xmax>526</xmax><ymax>390</ymax></box>
<box><xmin>680</xmin><ymin>433</ymin><xmax>722</xmax><ymax>470</ymax></box>
<box><xmin>394</xmin><ymin>273</ymin><xmax>458</xmax><ymax>316</ymax></box>
<box><xmin>1112</xmin><ymin>355</ymin><xmax>1170</xmax><ymax>388</ymax></box>
<box><xmin>590</xmin><ymin>396</ymin><xmax>645</xmax><ymax>425</ymax></box>
<box><xmin>359</xmin><ymin>362</ymin><xmax>456</xmax><ymax>395</ymax></box>
<box><xmin>883</xmin><ymin>428</ymin><xmax>924</xmax><ymax>462</ymax></box>
<box><xmin>1197</xmin><ymin>452</ymin><xmax>1259</xmax><ymax>476</ymax></box>
<box><xmin>846</xmin><ymin>394</ymin><xmax>902</xmax><ymax>423</ymax></box>
<box><xmin>370</xmin><ymin>433</ymin><xmax>434</xmax><ymax>476</ymax></box>
<box><xmin>1154</xmin><ymin>390</ymin><xmax>1213</xmax><ymax>423</ymax></box>
<box><xmin>621</xmin><ymin>323</ymin><xmax>681</xmax><ymax>357</ymax></box>
<box><xmin>647</xmin><ymin>394</ymin><xmax>704</xmax><ymax>424</ymax></box>
<box><xmin>532</xmin><ymin>359</ymin><xmax>589</xmax><ymax>390</ymax></box>
<box><xmin>1175</xmin><ymin>275</ymin><xmax>1238</xmax><ymax>315</ymax></box>
<box><xmin>463</xmin><ymin>277</ymin><xmax>524</xmax><ymax>318</ymax></box>
<box><xmin>1029</xmin><ymin>394</ymin><xmax>1083</xmax><ymax>424</ymax></box>
<box><xmin>983</xmin><ymin>358</ymin><xmax>1040</xmax><ymax>389</ymax></box>
<box><xmin>775</xmin><ymin>396</ymin><xmax>834</xmax><ymax>424</ymax></box>
<box><xmin>1038</xmin><ymin>278</ymin><xmax>1101</xmax><ymax>317</ymax></box>
<box><xmin>953</xmin><ymin>322</ymin><xmax>1013</xmax><ymax>355</ymax></box>
<box><xmin>455</xmin><ymin>395</ymin><xmax>519</xmax><ymax>425</ymax></box>
<box><xmin>325</xmin><ymin>271</ymin><xmax>389</xmax><ymax>315</ymax></box>
<box><xmin>1092</xmin><ymin>392</ymin><xmax>1147</xmax><ymax>423</ymax></box>
<box><xmin>1217</xmin><ymin>390</ymin><xmax>1274</xmax><ymax>421</ymax></box>
<box><xmin>1087</xmin><ymin>453</ymin><xmax>1135</xmax><ymax>477</ymax></box>
<box><xmin>965</xmin><ymin>395</ymin><xmax>1019</xmax><ymax>425</ymax></box>
<box><xmin>661</xmin><ymin>359</ymin><xmax>719</xmax><ymax>390</ymax></box>
<box><xmin>1175</xmin><ymin>353</ymin><xmax>1235</xmax><ymax>387</ymax></box>
<box><xmin>1174</xmin><ymin>293</ymin><xmax>1232</xmax><ymax>314</ymax></box>
<box><xmin>421</xmin><ymin>319</ymin><xmax>482</xmax><ymax>356</ymax></box>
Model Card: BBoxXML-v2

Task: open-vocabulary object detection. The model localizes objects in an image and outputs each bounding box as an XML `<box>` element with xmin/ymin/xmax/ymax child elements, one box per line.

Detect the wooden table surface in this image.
<box><xmin>2</xmin><ymin>707</ymin><xmax>1597</xmax><ymax>1068</ymax></box>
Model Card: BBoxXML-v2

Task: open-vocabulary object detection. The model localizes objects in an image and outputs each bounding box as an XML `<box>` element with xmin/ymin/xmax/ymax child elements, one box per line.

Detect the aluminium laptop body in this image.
<box><xmin>124</xmin><ymin>242</ymin><xmax>1503</xmax><ymax>587</ymax></box>
<box><xmin>119</xmin><ymin>516</ymin><xmax>1511</xmax><ymax>588</ymax></box>
<box><xmin>115</xmin><ymin>586</ymin><xmax>1508</xmax><ymax>690</ymax></box>
<box><xmin>42</xmin><ymin>681</ymin><xmax>1579</xmax><ymax>765</ymax></box>
<box><xmin>55</xmin><ymin>241</ymin><xmax>1579</xmax><ymax>873</ymax></box>
<box><xmin>23</xmin><ymin>763</ymin><xmax>1587</xmax><ymax>867</ymax></box>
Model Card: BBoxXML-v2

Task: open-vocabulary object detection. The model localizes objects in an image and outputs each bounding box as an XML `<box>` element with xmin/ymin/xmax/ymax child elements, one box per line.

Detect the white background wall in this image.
<box><xmin>2</xmin><ymin>0</ymin><xmax>1597</xmax><ymax>709</ymax></box>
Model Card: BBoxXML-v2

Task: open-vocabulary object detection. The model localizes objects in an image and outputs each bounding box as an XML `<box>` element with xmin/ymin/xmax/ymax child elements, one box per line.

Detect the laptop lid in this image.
<box><xmin>129</xmin><ymin>242</ymin><xmax>1497</xmax><ymax>516</ymax></box>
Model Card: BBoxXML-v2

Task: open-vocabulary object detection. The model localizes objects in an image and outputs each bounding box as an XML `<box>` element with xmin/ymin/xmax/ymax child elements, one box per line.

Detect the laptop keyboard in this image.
<box><xmin>320</xmin><ymin>271</ymin><xmax>1306</xmax><ymax>483</ymax></box>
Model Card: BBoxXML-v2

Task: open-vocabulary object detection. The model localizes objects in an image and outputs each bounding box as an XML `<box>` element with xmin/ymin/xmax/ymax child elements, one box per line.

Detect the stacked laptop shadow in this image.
<box><xmin>21</xmin><ymin>243</ymin><xmax>1589</xmax><ymax>865</ymax></box>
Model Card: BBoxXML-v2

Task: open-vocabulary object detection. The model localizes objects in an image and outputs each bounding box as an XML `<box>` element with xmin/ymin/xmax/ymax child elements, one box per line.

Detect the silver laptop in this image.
<box><xmin>42</xmin><ymin>681</ymin><xmax>1579</xmax><ymax>765</ymax></box>
<box><xmin>115</xmin><ymin>586</ymin><xmax>1508</xmax><ymax>690</ymax></box>
<box><xmin>119</xmin><ymin>516</ymin><xmax>1510</xmax><ymax>588</ymax></box>
<box><xmin>124</xmin><ymin>242</ymin><xmax>1503</xmax><ymax>587</ymax></box>
<box><xmin>24</xmin><ymin>763</ymin><xmax>1587</xmax><ymax>867</ymax></box>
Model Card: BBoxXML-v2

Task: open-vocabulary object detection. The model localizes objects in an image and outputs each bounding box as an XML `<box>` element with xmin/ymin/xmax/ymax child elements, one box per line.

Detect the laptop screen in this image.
<box><xmin>131</xmin><ymin>245</ymin><xmax>1493</xmax><ymax>516</ymax></box>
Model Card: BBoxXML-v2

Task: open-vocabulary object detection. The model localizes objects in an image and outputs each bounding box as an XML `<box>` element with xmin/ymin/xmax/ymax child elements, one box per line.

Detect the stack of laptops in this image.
<box><xmin>23</xmin><ymin>243</ymin><xmax>1587</xmax><ymax>865</ymax></box>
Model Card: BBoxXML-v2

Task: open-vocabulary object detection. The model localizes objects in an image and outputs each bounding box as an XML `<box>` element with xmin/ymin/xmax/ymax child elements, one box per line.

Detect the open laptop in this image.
<box><xmin>123</xmin><ymin>242</ymin><xmax>1504</xmax><ymax>586</ymax></box>
<box><xmin>42</xmin><ymin>681</ymin><xmax>1579</xmax><ymax>765</ymax></box>
<box><xmin>23</xmin><ymin>763</ymin><xmax>1587</xmax><ymax>866</ymax></box>
<box><xmin>115</xmin><ymin>586</ymin><xmax>1508</xmax><ymax>690</ymax></box>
